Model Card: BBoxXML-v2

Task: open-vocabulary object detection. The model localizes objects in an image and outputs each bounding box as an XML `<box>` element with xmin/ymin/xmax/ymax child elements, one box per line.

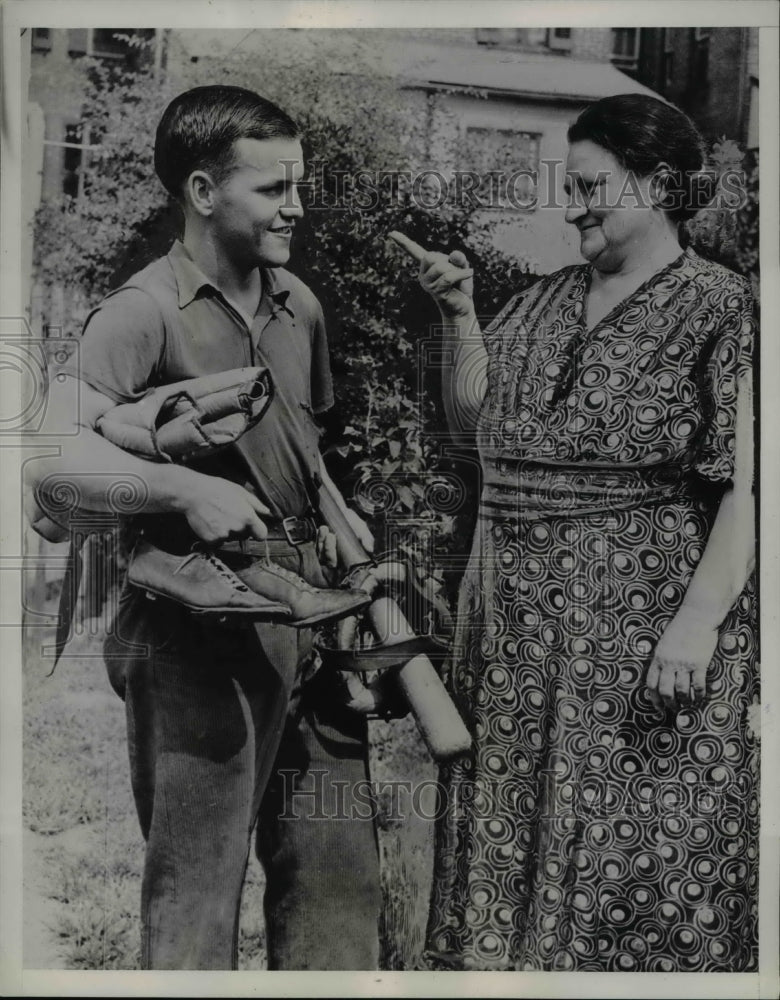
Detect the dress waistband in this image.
<box><xmin>480</xmin><ymin>460</ymin><xmax>695</xmax><ymax>520</ymax></box>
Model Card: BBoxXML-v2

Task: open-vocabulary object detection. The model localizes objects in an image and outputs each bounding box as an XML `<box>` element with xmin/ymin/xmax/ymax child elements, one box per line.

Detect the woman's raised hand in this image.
<box><xmin>388</xmin><ymin>231</ymin><xmax>474</xmax><ymax>319</ymax></box>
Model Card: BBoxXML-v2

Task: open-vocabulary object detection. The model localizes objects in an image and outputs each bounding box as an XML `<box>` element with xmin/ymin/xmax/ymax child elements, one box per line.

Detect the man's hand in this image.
<box><xmin>388</xmin><ymin>231</ymin><xmax>474</xmax><ymax>320</ymax></box>
<box><xmin>645</xmin><ymin>611</ymin><xmax>720</xmax><ymax>712</ymax></box>
<box><xmin>343</xmin><ymin>506</ymin><xmax>375</xmax><ymax>554</ymax></box>
<box><xmin>333</xmin><ymin>668</ymin><xmax>410</xmax><ymax>720</ymax></box>
<box><xmin>179</xmin><ymin>477</ymin><xmax>270</xmax><ymax>545</ymax></box>
<box><xmin>316</xmin><ymin>525</ymin><xmax>339</xmax><ymax>569</ymax></box>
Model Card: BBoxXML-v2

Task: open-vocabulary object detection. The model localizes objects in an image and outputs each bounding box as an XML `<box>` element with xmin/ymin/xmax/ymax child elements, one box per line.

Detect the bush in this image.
<box><xmin>33</xmin><ymin>33</ymin><xmax>531</xmax><ymax>592</ymax></box>
<box><xmin>684</xmin><ymin>137</ymin><xmax>760</xmax><ymax>298</ymax></box>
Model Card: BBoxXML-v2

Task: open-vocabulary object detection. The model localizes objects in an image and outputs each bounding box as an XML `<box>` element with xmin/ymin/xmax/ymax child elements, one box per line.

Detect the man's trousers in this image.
<box><xmin>104</xmin><ymin>537</ymin><xmax>381</xmax><ymax>970</ymax></box>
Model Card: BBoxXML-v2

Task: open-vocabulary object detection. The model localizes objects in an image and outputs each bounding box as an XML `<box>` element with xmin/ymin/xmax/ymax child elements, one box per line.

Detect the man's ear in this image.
<box><xmin>185</xmin><ymin>170</ymin><xmax>217</xmax><ymax>217</ymax></box>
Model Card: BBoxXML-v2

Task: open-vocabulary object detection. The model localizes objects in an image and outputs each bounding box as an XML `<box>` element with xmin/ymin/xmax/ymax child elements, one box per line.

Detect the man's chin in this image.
<box><xmin>257</xmin><ymin>251</ymin><xmax>291</xmax><ymax>269</ymax></box>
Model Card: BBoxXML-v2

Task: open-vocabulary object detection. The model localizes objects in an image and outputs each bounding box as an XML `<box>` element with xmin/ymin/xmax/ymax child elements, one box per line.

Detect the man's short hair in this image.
<box><xmin>154</xmin><ymin>85</ymin><xmax>299</xmax><ymax>200</ymax></box>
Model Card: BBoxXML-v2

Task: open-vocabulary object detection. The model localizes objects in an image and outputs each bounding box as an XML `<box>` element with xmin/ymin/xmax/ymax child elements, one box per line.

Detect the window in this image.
<box><xmin>31</xmin><ymin>28</ymin><xmax>51</xmax><ymax>52</ymax></box>
<box><xmin>67</xmin><ymin>28</ymin><xmax>152</xmax><ymax>61</ymax></box>
<box><xmin>747</xmin><ymin>79</ymin><xmax>758</xmax><ymax>150</ymax></box>
<box><xmin>462</xmin><ymin>126</ymin><xmax>540</xmax><ymax>211</ymax></box>
<box><xmin>692</xmin><ymin>27</ymin><xmax>711</xmax><ymax>86</ymax></box>
<box><xmin>663</xmin><ymin>29</ymin><xmax>675</xmax><ymax>91</ymax></box>
<box><xmin>547</xmin><ymin>28</ymin><xmax>573</xmax><ymax>51</ymax></box>
<box><xmin>611</xmin><ymin>28</ymin><xmax>640</xmax><ymax>71</ymax></box>
<box><xmin>476</xmin><ymin>28</ymin><xmax>554</xmax><ymax>51</ymax></box>
<box><xmin>43</xmin><ymin>122</ymin><xmax>100</xmax><ymax>205</ymax></box>
<box><xmin>62</xmin><ymin>123</ymin><xmax>88</xmax><ymax>202</ymax></box>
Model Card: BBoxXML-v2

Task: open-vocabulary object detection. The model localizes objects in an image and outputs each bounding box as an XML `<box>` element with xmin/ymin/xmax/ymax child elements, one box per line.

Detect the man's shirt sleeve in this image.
<box><xmin>58</xmin><ymin>288</ymin><xmax>166</xmax><ymax>403</ymax></box>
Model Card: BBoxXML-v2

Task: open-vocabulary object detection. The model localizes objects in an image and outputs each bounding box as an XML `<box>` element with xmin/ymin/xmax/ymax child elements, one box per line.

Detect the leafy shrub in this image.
<box><xmin>684</xmin><ymin>137</ymin><xmax>760</xmax><ymax>297</ymax></box>
<box><xmin>33</xmin><ymin>33</ymin><xmax>530</xmax><ymax>589</ymax></box>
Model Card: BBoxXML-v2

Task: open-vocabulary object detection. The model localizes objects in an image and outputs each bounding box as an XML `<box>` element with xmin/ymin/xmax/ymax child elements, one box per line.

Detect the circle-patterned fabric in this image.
<box><xmin>425</xmin><ymin>249</ymin><xmax>758</xmax><ymax>971</ymax></box>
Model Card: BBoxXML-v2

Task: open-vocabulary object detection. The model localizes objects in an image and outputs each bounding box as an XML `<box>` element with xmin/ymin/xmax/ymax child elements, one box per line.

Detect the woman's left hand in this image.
<box><xmin>645</xmin><ymin>612</ymin><xmax>720</xmax><ymax>712</ymax></box>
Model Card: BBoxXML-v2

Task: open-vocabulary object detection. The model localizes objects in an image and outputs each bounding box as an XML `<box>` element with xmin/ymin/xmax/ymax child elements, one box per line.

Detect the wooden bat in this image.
<box><xmin>317</xmin><ymin>485</ymin><xmax>472</xmax><ymax>762</ymax></box>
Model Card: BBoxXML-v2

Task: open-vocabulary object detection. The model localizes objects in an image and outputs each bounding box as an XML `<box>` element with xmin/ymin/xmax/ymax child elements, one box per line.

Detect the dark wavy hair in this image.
<box><xmin>567</xmin><ymin>93</ymin><xmax>714</xmax><ymax>222</ymax></box>
<box><xmin>154</xmin><ymin>86</ymin><xmax>299</xmax><ymax>201</ymax></box>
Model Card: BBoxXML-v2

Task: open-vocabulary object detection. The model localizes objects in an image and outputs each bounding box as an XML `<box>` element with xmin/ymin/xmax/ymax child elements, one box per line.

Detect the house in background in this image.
<box><xmin>170</xmin><ymin>27</ymin><xmax>661</xmax><ymax>272</ymax></box>
<box><xmin>21</xmin><ymin>25</ymin><xmax>762</xmax><ymax>618</ymax></box>
<box><xmin>27</xmin><ymin>25</ymin><xmax>759</xmax><ymax>286</ymax></box>
<box><xmin>632</xmin><ymin>27</ymin><xmax>759</xmax><ymax>150</ymax></box>
<box><xmin>27</xmin><ymin>27</ymin><xmax>163</xmax><ymax>202</ymax></box>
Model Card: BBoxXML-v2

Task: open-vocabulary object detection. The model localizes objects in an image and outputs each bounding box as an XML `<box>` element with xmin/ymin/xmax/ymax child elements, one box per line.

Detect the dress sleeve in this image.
<box><xmin>693</xmin><ymin>276</ymin><xmax>756</xmax><ymax>486</ymax></box>
<box><xmin>56</xmin><ymin>287</ymin><xmax>167</xmax><ymax>403</ymax></box>
<box><xmin>481</xmin><ymin>292</ymin><xmax>525</xmax><ymax>362</ymax></box>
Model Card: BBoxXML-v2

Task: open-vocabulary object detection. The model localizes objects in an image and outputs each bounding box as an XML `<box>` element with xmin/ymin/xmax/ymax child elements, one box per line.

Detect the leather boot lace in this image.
<box><xmin>175</xmin><ymin>549</ymin><xmax>251</xmax><ymax>592</ymax></box>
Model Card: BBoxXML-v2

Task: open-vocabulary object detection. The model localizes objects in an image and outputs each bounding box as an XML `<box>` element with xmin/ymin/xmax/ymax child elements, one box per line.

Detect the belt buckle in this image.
<box><xmin>282</xmin><ymin>515</ymin><xmax>312</xmax><ymax>546</ymax></box>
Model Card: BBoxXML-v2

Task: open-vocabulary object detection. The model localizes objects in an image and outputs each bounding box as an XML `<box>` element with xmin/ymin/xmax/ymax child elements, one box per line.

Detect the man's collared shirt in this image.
<box><xmin>63</xmin><ymin>240</ymin><xmax>334</xmax><ymax>519</ymax></box>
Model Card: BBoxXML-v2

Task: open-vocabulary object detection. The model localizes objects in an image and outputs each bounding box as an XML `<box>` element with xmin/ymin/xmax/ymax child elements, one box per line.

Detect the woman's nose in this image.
<box><xmin>565</xmin><ymin>196</ymin><xmax>588</xmax><ymax>226</ymax></box>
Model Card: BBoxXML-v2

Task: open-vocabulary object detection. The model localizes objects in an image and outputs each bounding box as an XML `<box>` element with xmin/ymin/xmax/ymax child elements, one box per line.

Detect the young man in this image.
<box><xmin>30</xmin><ymin>86</ymin><xmax>381</xmax><ymax>970</ymax></box>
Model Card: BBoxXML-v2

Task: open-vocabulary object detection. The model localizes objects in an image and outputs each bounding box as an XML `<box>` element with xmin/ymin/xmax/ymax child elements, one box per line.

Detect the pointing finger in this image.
<box><xmin>387</xmin><ymin>230</ymin><xmax>427</xmax><ymax>262</ymax></box>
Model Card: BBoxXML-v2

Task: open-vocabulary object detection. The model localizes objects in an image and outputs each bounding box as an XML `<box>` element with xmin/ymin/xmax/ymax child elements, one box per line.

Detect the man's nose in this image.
<box><xmin>281</xmin><ymin>186</ymin><xmax>304</xmax><ymax>218</ymax></box>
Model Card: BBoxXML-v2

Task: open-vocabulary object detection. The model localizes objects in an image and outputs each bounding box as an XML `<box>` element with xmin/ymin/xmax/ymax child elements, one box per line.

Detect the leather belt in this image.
<box><xmin>218</xmin><ymin>515</ymin><xmax>318</xmax><ymax>554</ymax></box>
<box><xmin>273</xmin><ymin>514</ymin><xmax>318</xmax><ymax>545</ymax></box>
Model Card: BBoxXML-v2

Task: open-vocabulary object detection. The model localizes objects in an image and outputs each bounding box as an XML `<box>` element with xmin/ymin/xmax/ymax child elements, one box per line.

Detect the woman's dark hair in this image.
<box><xmin>154</xmin><ymin>85</ymin><xmax>299</xmax><ymax>200</ymax></box>
<box><xmin>567</xmin><ymin>93</ymin><xmax>714</xmax><ymax>222</ymax></box>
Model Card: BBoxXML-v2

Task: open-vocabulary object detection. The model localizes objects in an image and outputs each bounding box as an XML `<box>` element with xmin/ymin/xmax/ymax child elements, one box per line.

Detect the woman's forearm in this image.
<box><xmin>677</xmin><ymin>487</ymin><xmax>755</xmax><ymax>628</ymax></box>
<box><xmin>439</xmin><ymin>307</ymin><xmax>488</xmax><ymax>438</ymax></box>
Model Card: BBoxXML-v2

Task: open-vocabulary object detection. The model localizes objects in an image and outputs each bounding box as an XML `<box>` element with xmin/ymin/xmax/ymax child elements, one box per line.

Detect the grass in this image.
<box><xmin>371</xmin><ymin>714</ymin><xmax>436</xmax><ymax>970</ymax></box>
<box><xmin>22</xmin><ymin>592</ymin><xmax>435</xmax><ymax>970</ymax></box>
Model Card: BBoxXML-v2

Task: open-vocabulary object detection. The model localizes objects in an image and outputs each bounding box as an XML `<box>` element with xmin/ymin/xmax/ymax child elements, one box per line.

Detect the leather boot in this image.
<box><xmin>234</xmin><ymin>559</ymin><xmax>372</xmax><ymax>627</ymax></box>
<box><xmin>127</xmin><ymin>538</ymin><xmax>292</xmax><ymax>620</ymax></box>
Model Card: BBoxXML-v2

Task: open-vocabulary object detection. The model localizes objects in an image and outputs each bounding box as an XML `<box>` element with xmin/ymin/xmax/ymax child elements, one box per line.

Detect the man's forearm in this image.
<box><xmin>28</xmin><ymin>424</ymin><xmax>209</xmax><ymax>519</ymax></box>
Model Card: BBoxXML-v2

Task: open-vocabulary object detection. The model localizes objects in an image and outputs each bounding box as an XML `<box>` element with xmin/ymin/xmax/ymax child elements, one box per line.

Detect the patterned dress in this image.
<box><xmin>425</xmin><ymin>248</ymin><xmax>758</xmax><ymax>972</ymax></box>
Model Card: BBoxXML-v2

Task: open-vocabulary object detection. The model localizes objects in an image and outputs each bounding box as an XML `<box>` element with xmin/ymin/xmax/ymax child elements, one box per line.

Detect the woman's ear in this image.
<box><xmin>648</xmin><ymin>161</ymin><xmax>677</xmax><ymax>211</ymax></box>
<box><xmin>184</xmin><ymin>170</ymin><xmax>217</xmax><ymax>218</ymax></box>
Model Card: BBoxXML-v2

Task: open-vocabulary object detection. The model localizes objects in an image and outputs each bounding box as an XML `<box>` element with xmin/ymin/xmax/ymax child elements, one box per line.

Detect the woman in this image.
<box><xmin>391</xmin><ymin>94</ymin><xmax>757</xmax><ymax>971</ymax></box>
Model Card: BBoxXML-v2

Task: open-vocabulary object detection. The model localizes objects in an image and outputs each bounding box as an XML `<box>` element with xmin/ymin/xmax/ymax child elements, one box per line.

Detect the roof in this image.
<box><xmin>171</xmin><ymin>30</ymin><xmax>660</xmax><ymax>104</ymax></box>
<box><xmin>364</xmin><ymin>41</ymin><xmax>659</xmax><ymax>103</ymax></box>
